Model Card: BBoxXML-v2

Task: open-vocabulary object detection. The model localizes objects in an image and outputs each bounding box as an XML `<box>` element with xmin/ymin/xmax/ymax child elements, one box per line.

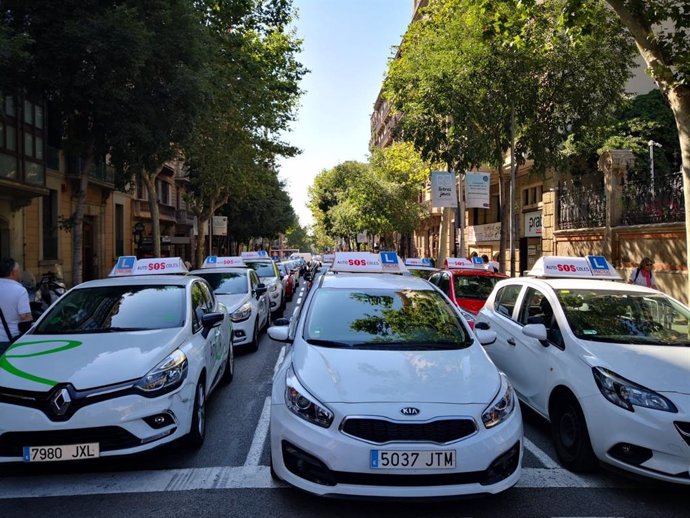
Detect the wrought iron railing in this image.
<box><xmin>621</xmin><ymin>169</ymin><xmax>684</xmax><ymax>225</ymax></box>
<box><xmin>557</xmin><ymin>174</ymin><xmax>606</xmax><ymax>229</ymax></box>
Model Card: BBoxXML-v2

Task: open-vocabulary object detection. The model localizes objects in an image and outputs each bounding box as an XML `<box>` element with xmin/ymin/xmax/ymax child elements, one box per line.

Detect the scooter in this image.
<box><xmin>30</xmin><ymin>271</ymin><xmax>66</xmax><ymax>319</ymax></box>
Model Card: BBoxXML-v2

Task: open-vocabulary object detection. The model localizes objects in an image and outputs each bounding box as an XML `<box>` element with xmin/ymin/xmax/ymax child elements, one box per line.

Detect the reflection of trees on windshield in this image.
<box><xmin>349</xmin><ymin>291</ymin><xmax>470</xmax><ymax>346</ymax></box>
<box><xmin>196</xmin><ymin>273</ymin><xmax>246</xmax><ymax>294</ymax></box>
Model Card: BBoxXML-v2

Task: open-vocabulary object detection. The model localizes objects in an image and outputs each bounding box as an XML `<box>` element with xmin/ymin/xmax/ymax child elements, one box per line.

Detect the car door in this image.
<box><xmin>250</xmin><ymin>270</ymin><xmax>269</xmax><ymax>328</ymax></box>
<box><xmin>193</xmin><ymin>281</ymin><xmax>223</xmax><ymax>390</ymax></box>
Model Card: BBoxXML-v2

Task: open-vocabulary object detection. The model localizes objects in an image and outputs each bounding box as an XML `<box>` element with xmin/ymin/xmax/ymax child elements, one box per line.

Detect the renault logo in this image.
<box><xmin>400</xmin><ymin>407</ymin><xmax>420</xmax><ymax>416</ymax></box>
<box><xmin>50</xmin><ymin>387</ymin><xmax>71</xmax><ymax>416</ymax></box>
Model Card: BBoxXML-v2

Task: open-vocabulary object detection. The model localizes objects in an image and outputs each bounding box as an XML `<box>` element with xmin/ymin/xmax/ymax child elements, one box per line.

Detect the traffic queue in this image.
<box><xmin>0</xmin><ymin>251</ymin><xmax>689</xmax><ymax>498</ymax></box>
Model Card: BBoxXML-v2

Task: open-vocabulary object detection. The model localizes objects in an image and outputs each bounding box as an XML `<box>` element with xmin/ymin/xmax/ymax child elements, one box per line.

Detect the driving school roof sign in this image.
<box><xmin>109</xmin><ymin>257</ymin><xmax>189</xmax><ymax>276</ymax></box>
<box><xmin>240</xmin><ymin>251</ymin><xmax>269</xmax><ymax>260</ymax></box>
<box><xmin>201</xmin><ymin>256</ymin><xmax>245</xmax><ymax>268</ymax></box>
<box><xmin>527</xmin><ymin>256</ymin><xmax>622</xmax><ymax>280</ymax></box>
<box><xmin>331</xmin><ymin>252</ymin><xmax>407</xmax><ymax>273</ymax></box>
<box><xmin>405</xmin><ymin>258</ymin><xmax>434</xmax><ymax>267</ymax></box>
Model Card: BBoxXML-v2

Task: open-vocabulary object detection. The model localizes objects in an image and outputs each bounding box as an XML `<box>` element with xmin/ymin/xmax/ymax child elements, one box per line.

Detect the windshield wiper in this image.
<box><xmin>95</xmin><ymin>327</ymin><xmax>151</xmax><ymax>333</ymax></box>
<box><xmin>305</xmin><ymin>338</ymin><xmax>352</xmax><ymax>348</ymax></box>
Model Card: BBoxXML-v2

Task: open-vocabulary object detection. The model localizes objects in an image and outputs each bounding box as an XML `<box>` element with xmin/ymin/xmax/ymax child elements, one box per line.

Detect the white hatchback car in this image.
<box><xmin>268</xmin><ymin>252</ymin><xmax>523</xmax><ymax>498</ymax></box>
<box><xmin>477</xmin><ymin>255</ymin><xmax>690</xmax><ymax>484</ymax></box>
<box><xmin>0</xmin><ymin>257</ymin><xmax>233</xmax><ymax>463</ymax></box>
<box><xmin>190</xmin><ymin>256</ymin><xmax>269</xmax><ymax>351</ymax></box>
<box><xmin>241</xmin><ymin>252</ymin><xmax>284</xmax><ymax>316</ymax></box>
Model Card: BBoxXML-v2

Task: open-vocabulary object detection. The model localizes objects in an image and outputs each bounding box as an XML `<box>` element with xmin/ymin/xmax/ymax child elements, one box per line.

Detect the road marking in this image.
<box><xmin>273</xmin><ymin>346</ymin><xmax>286</xmax><ymax>375</ymax></box>
<box><xmin>0</xmin><ymin>467</ymin><xmax>634</xmax><ymax>499</ymax></box>
<box><xmin>244</xmin><ymin>397</ymin><xmax>272</xmax><ymax>467</ymax></box>
<box><xmin>523</xmin><ymin>437</ymin><xmax>560</xmax><ymax>469</ymax></box>
<box><xmin>296</xmin><ymin>297</ymin><xmax>302</xmax><ymax>304</ymax></box>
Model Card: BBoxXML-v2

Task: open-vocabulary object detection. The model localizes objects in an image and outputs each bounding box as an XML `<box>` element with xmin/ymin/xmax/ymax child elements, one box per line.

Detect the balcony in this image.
<box><xmin>65</xmin><ymin>155</ymin><xmax>115</xmax><ymax>186</ymax></box>
<box><xmin>176</xmin><ymin>209</ymin><xmax>196</xmax><ymax>226</ymax></box>
<box><xmin>133</xmin><ymin>199</ymin><xmax>176</xmax><ymax>222</ymax></box>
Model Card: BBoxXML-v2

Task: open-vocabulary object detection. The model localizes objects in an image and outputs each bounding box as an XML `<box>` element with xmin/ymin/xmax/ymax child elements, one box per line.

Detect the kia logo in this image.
<box><xmin>400</xmin><ymin>407</ymin><xmax>420</xmax><ymax>416</ymax></box>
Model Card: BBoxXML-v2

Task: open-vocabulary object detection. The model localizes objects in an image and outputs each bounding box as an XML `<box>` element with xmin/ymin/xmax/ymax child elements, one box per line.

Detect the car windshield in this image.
<box><xmin>409</xmin><ymin>268</ymin><xmax>435</xmax><ymax>280</ymax></box>
<box><xmin>304</xmin><ymin>288</ymin><xmax>473</xmax><ymax>350</ymax></box>
<box><xmin>194</xmin><ymin>272</ymin><xmax>247</xmax><ymax>295</ymax></box>
<box><xmin>247</xmin><ymin>261</ymin><xmax>277</xmax><ymax>278</ymax></box>
<box><xmin>35</xmin><ymin>285</ymin><xmax>186</xmax><ymax>334</ymax></box>
<box><xmin>453</xmin><ymin>274</ymin><xmax>499</xmax><ymax>299</ymax></box>
<box><xmin>556</xmin><ymin>289</ymin><xmax>690</xmax><ymax>346</ymax></box>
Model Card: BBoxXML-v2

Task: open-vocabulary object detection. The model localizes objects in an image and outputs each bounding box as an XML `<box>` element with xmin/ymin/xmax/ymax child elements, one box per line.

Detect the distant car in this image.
<box><xmin>277</xmin><ymin>262</ymin><xmax>295</xmax><ymax>302</ymax></box>
<box><xmin>477</xmin><ymin>255</ymin><xmax>690</xmax><ymax>485</ymax></box>
<box><xmin>429</xmin><ymin>258</ymin><xmax>508</xmax><ymax>314</ymax></box>
<box><xmin>267</xmin><ymin>252</ymin><xmax>522</xmax><ymax>498</ymax></box>
<box><xmin>190</xmin><ymin>257</ymin><xmax>269</xmax><ymax>352</ymax></box>
<box><xmin>0</xmin><ymin>257</ymin><xmax>234</xmax><ymax>463</ymax></box>
<box><xmin>403</xmin><ymin>258</ymin><xmax>439</xmax><ymax>280</ymax></box>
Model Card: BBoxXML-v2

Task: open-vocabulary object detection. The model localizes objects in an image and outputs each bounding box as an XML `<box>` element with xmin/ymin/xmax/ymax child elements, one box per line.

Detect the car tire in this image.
<box><xmin>248</xmin><ymin>318</ymin><xmax>260</xmax><ymax>352</ymax></box>
<box><xmin>186</xmin><ymin>380</ymin><xmax>206</xmax><ymax>449</ymax></box>
<box><xmin>220</xmin><ymin>338</ymin><xmax>234</xmax><ymax>385</ymax></box>
<box><xmin>551</xmin><ymin>395</ymin><xmax>598</xmax><ymax>473</ymax></box>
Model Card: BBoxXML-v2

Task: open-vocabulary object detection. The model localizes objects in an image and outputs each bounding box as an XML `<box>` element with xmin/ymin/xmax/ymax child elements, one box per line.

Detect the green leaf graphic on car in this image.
<box><xmin>0</xmin><ymin>340</ymin><xmax>83</xmax><ymax>387</ymax></box>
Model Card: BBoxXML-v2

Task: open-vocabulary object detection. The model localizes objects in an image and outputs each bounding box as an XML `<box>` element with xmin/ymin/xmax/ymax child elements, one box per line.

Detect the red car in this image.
<box><xmin>428</xmin><ymin>260</ymin><xmax>508</xmax><ymax>315</ymax></box>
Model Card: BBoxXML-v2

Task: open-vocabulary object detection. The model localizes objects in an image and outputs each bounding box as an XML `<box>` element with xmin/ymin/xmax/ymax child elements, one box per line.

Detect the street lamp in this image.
<box><xmin>648</xmin><ymin>139</ymin><xmax>662</xmax><ymax>198</ymax></box>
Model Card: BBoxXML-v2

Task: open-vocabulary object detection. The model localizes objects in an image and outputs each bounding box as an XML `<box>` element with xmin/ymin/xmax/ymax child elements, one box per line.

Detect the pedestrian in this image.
<box><xmin>628</xmin><ymin>257</ymin><xmax>657</xmax><ymax>289</ymax></box>
<box><xmin>488</xmin><ymin>252</ymin><xmax>500</xmax><ymax>273</ymax></box>
<box><xmin>481</xmin><ymin>254</ymin><xmax>489</xmax><ymax>264</ymax></box>
<box><xmin>0</xmin><ymin>257</ymin><xmax>33</xmax><ymax>355</ymax></box>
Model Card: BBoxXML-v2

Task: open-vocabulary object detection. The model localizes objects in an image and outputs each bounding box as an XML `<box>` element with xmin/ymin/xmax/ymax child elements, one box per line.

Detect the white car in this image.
<box><xmin>476</xmin><ymin>255</ymin><xmax>690</xmax><ymax>484</ymax></box>
<box><xmin>0</xmin><ymin>257</ymin><xmax>233</xmax><ymax>463</ymax></box>
<box><xmin>190</xmin><ymin>257</ymin><xmax>270</xmax><ymax>352</ymax></box>
<box><xmin>267</xmin><ymin>252</ymin><xmax>523</xmax><ymax>498</ymax></box>
<box><xmin>241</xmin><ymin>252</ymin><xmax>284</xmax><ymax>316</ymax></box>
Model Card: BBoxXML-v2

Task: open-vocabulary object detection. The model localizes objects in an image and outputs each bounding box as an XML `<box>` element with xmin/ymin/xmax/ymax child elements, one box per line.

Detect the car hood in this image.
<box><xmin>261</xmin><ymin>276</ymin><xmax>279</xmax><ymax>286</ymax></box>
<box><xmin>292</xmin><ymin>342</ymin><xmax>500</xmax><ymax>404</ymax></box>
<box><xmin>0</xmin><ymin>328</ymin><xmax>185</xmax><ymax>392</ymax></box>
<box><xmin>581</xmin><ymin>341</ymin><xmax>690</xmax><ymax>394</ymax></box>
<box><xmin>214</xmin><ymin>293</ymin><xmax>249</xmax><ymax>313</ymax></box>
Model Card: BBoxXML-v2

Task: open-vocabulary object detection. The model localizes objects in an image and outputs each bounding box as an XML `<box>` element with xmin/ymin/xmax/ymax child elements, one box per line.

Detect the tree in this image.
<box><xmin>285</xmin><ymin>224</ymin><xmax>312</xmax><ymax>251</ymax></box>
<box><xmin>384</xmin><ymin>0</ymin><xmax>635</xmax><ymax>269</ymax></box>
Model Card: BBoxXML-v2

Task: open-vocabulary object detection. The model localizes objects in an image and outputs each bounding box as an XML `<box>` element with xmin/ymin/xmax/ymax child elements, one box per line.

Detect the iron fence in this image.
<box><xmin>621</xmin><ymin>169</ymin><xmax>684</xmax><ymax>225</ymax></box>
<box><xmin>557</xmin><ymin>173</ymin><xmax>606</xmax><ymax>229</ymax></box>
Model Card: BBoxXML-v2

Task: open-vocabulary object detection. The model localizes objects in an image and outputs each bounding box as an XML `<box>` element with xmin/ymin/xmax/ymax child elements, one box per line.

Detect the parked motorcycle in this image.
<box><xmin>30</xmin><ymin>271</ymin><xmax>66</xmax><ymax>320</ymax></box>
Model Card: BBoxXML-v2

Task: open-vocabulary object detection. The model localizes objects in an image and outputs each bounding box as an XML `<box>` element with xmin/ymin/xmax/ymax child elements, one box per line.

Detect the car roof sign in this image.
<box><xmin>323</xmin><ymin>254</ymin><xmax>335</xmax><ymax>264</ymax></box>
<box><xmin>201</xmin><ymin>256</ymin><xmax>245</xmax><ymax>268</ymax></box>
<box><xmin>527</xmin><ymin>255</ymin><xmax>622</xmax><ymax>280</ymax></box>
<box><xmin>444</xmin><ymin>257</ymin><xmax>482</xmax><ymax>269</ymax></box>
<box><xmin>109</xmin><ymin>257</ymin><xmax>189</xmax><ymax>276</ymax></box>
<box><xmin>331</xmin><ymin>252</ymin><xmax>408</xmax><ymax>273</ymax></box>
<box><xmin>240</xmin><ymin>251</ymin><xmax>270</xmax><ymax>260</ymax></box>
<box><xmin>405</xmin><ymin>258</ymin><xmax>433</xmax><ymax>267</ymax></box>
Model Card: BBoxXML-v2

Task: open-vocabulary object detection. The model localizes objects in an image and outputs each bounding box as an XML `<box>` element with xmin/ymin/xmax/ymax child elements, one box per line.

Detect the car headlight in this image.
<box><xmin>135</xmin><ymin>349</ymin><xmax>188</xmax><ymax>396</ymax></box>
<box><xmin>269</xmin><ymin>283</ymin><xmax>278</xmax><ymax>292</ymax></box>
<box><xmin>592</xmin><ymin>367</ymin><xmax>677</xmax><ymax>413</ymax></box>
<box><xmin>285</xmin><ymin>366</ymin><xmax>334</xmax><ymax>428</ymax></box>
<box><xmin>231</xmin><ymin>303</ymin><xmax>252</xmax><ymax>322</ymax></box>
<box><xmin>482</xmin><ymin>373</ymin><xmax>516</xmax><ymax>429</ymax></box>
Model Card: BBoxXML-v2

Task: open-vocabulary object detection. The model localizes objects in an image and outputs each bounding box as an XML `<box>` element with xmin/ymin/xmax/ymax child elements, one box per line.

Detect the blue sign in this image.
<box><xmin>421</xmin><ymin>258</ymin><xmax>432</xmax><ymax>266</ymax></box>
<box><xmin>206</xmin><ymin>256</ymin><xmax>217</xmax><ymax>264</ymax></box>
<box><xmin>258</xmin><ymin>250</ymin><xmax>268</xmax><ymax>257</ymax></box>
<box><xmin>380</xmin><ymin>252</ymin><xmax>398</xmax><ymax>264</ymax></box>
<box><xmin>272</xmin><ymin>255</ymin><xmax>280</xmax><ymax>262</ymax></box>
<box><xmin>116</xmin><ymin>256</ymin><xmax>136</xmax><ymax>269</ymax></box>
<box><xmin>471</xmin><ymin>256</ymin><xmax>484</xmax><ymax>265</ymax></box>
<box><xmin>587</xmin><ymin>255</ymin><xmax>609</xmax><ymax>271</ymax></box>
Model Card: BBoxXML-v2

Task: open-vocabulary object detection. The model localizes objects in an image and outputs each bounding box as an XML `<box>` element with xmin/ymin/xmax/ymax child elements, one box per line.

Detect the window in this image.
<box><xmin>115</xmin><ymin>204</ymin><xmax>124</xmax><ymax>256</ymax></box>
<box><xmin>42</xmin><ymin>189</ymin><xmax>58</xmax><ymax>260</ymax></box>
<box><xmin>194</xmin><ymin>272</ymin><xmax>247</xmax><ymax>295</ymax></box>
<box><xmin>522</xmin><ymin>185</ymin><xmax>543</xmax><ymax>208</ymax></box>
<box><xmin>24</xmin><ymin>132</ymin><xmax>33</xmax><ymax>157</ymax></box>
<box><xmin>5</xmin><ymin>96</ymin><xmax>15</xmax><ymax>117</ymax></box>
<box><xmin>6</xmin><ymin>125</ymin><xmax>16</xmax><ymax>151</ymax></box>
<box><xmin>157</xmin><ymin>179</ymin><xmax>170</xmax><ymax>205</ymax></box>
<box><xmin>493</xmin><ymin>284</ymin><xmax>523</xmax><ymax>319</ymax></box>
<box><xmin>23</xmin><ymin>99</ymin><xmax>33</xmax><ymax>125</ymax></box>
<box><xmin>35</xmin><ymin>105</ymin><xmax>44</xmax><ymax>129</ymax></box>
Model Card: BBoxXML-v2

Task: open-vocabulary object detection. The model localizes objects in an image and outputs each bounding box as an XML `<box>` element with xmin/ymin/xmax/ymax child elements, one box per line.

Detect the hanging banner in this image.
<box><xmin>464</xmin><ymin>171</ymin><xmax>491</xmax><ymax>208</ymax></box>
<box><xmin>212</xmin><ymin>216</ymin><xmax>228</xmax><ymax>236</ymax></box>
<box><xmin>430</xmin><ymin>171</ymin><xmax>458</xmax><ymax>208</ymax></box>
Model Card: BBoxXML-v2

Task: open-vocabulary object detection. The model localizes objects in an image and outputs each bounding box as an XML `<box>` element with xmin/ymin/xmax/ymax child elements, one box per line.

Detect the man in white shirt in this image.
<box><xmin>487</xmin><ymin>252</ymin><xmax>501</xmax><ymax>273</ymax></box>
<box><xmin>0</xmin><ymin>257</ymin><xmax>32</xmax><ymax>353</ymax></box>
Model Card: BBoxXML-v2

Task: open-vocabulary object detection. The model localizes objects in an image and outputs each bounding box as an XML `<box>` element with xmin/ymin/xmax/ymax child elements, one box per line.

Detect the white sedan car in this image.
<box><xmin>267</xmin><ymin>252</ymin><xmax>523</xmax><ymax>498</ymax></box>
<box><xmin>0</xmin><ymin>257</ymin><xmax>233</xmax><ymax>463</ymax></box>
<box><xmin>477</xmin><ymin>255</ymin><xmax>690</xmax><ymax>484</ymax></box>
<box><xmin>190</xmin><ymin>257</ymin><xmax>269</xmax><ymax>351</ymax></box>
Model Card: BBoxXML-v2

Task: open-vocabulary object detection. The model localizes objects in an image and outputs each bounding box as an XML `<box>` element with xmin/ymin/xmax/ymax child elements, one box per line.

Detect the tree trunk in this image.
<box><xmin>143</xmin><ymin>169</ymin><xmax>161</xmax><ymax>257</ymax></box>
<box><xmin>197</xmin><ymin>216</ymin><xmax>208</xmax><ymax>267</ymax></box>
<box><xmin>70</xmin><ymin>150</ymin><xmax>95</xmax><ymax>287</ymax></box>
<box><xmin>497</xmin><ymin>147</ymin><xmax>508</xmax><ymax>275</ymax></box>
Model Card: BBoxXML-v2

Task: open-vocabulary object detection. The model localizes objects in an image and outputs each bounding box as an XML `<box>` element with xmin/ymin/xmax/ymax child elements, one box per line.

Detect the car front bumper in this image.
<box><xmin>270</xmin><ymin>401</ymin><xmax>523</xmax><ymax>498</ymax></box>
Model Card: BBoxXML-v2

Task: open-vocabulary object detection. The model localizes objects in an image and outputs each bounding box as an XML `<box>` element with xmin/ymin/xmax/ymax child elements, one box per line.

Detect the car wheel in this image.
<box><xmin>248</xmin><ymin>318</ymin><xmax>259</xmax><ymax>352</ymax></box>
<box><xmin>186</xmin><ymin>380</ymin><xmax>206</xmax><ymax>449</ymax></box>
<box><xmin>551</xmin><ymin>395</ymin><xmax>598</xmax><ymax>473</ymax></box>
<box><xmin>221</xmin><ymin>338</ymin><xmax>234</xmax><ymax>385</ymax></box>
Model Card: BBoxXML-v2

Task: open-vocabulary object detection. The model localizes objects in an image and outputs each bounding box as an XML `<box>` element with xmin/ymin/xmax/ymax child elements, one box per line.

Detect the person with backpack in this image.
<box><xmin>628</xmin><ymin>257</ymin><xmax>657</xmax><ymax>290</ymax></box>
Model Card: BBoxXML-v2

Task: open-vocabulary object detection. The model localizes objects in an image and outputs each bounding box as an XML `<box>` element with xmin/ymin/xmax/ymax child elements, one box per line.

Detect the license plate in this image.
<box><xmin>370</xmin><ymin>449</ymin><xmax>456</xmax><ymax>469</ymax></box>
<box><xmin>23</xmin><ymin>443</ymin><xmax>100</xmax><ymax>462</ymax></box>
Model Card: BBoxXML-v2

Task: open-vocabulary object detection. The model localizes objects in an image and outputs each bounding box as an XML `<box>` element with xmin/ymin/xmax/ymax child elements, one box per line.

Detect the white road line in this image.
<box><xmin>296</xmin><ymin>297</ymin><xmax>302</xmax><ymax>304</ymax></box>
<box><xmin>244</xmin><ymin>397</ymin><xmax>272</xmax><ymax>467</ymax></box>
<box><xmin>273</xmin><ymin>346</ymin><xmax>286</xmax><ymax>375</ymax></box>
<box><xmin>523</xmin><ymin>437</ymin><xmax>560</xmax><ymax>469</ymax></box>
<box><xmin>0</xmin><ymin>467</ymin><xmax>633</xmax><ymax>500</ymax></box>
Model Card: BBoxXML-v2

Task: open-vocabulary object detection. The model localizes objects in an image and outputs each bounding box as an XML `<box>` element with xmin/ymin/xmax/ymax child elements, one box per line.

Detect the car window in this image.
<box><xmin>428</xmin><ymin>273</ymin><xmax>440</xmax><ymax>285</ymax></box>
<box><xmin>453</xmin><ymin>274</ymin><xmax>499</xmax><ymax>299</ymax></box>
<box><xmin>493</xmin><ymin>284</ymin><xmax>522</xmax><ymax>319</ymax></box>
<box><xmin>556</xmin><ymin>289</ymin><xmax>690</xmax><ymax>346</ymax></box>
<box><xmin>303</xmin><ymin>288</ymin><xmax>473</xmax><ymax>350</ymax></box>
<box><xmin>194</xmin><ymin>272</ymin><xmax>248</xmax><ymax>295</ymax></box>
<box><xmin>35</xmin><ymin>285</ymin><xmax>186</xmax><ymax>333</ymax></box>
<box><xmin>437</xmin><ymin>273</ymin><xmax>450</xmax><ymax>295</ymax></box>
<box><xmin>518</xmin><ymin>288</ymin><xmax>564</xmax><ymax>347</ymax></box>
<box><xmin>199</xmin><ymin>281</ymin><xmax>215</xmax><ymax>310</ymax></box>
<box><xmin>191</xmin><ymin>282</ymin><xmax>209</xmax><ymax>333</ymax></box>
<box><xmin>249</xmin><ymin>271</ymin><xmax>258</xmax><ymax>289</ymax></box>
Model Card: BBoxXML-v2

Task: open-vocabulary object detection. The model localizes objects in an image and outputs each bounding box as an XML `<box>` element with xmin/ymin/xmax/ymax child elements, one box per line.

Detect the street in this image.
<box><xmin>0</xmin><ymin>284</ymin><xmax>687</xmax><ymax>518</ymax></box>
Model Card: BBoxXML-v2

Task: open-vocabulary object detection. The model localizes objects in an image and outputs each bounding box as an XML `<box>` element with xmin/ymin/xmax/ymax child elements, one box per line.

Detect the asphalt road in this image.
<box><xmin>0</xmin><ymin>282</ymin><xmax>687</xmax><ymax>517</ymax></box>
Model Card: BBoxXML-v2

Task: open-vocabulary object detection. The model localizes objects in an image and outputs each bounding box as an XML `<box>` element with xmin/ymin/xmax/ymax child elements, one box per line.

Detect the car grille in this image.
<box><xmin>341</xmin><ymin>418</ymin><xmax>477</xmax><ymax>444</ymax></box>
<box><xmin>0</xmin><ymin>427</ymin><xmax>143</xmax><ymax>457</ymax></box>
<box><xmin>674</xmin><ymin>421</ymin><xmax>690</xmax><ymax>447</ymax></box>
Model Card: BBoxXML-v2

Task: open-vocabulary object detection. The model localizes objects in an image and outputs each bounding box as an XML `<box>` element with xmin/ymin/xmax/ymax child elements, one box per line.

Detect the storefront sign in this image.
<box><xmin>466</xmin><ymin>222</ymin><xmax>501</xmax><ymax>243</ymax></box>
<box><xmin>524</xmin><ymin>211</ymin><xmax>542</xmax><ymax>237</ymax></box>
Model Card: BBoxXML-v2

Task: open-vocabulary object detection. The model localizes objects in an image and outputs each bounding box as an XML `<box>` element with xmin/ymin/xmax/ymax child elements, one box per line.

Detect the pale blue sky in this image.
<box><xmin>278</xmin><ymin>0</ymin><xmax>413</xmax><ymax>227</ymax></box>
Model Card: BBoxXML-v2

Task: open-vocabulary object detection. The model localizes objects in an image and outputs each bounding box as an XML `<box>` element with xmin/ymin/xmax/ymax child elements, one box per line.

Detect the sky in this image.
<box><xmin>277</xmin><ymin>0</ymin><xmax>414</xmax><ymax>228</ymax></box>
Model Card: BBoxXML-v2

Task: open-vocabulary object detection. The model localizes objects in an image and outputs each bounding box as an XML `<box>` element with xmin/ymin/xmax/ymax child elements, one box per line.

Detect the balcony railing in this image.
<box><xmin>557</xmin><ymin>174</ymin><xmax>606</xmax><ymax>230</ymax></box>
<box><xmin>621</xmin><ymin>169</ymin><xmax>684</xmax><ymax>225</ymax></box>
<box><xmin>65</xmin><ymin>155</ymin><xmax>115</xmax><ymax>185</ymax></box>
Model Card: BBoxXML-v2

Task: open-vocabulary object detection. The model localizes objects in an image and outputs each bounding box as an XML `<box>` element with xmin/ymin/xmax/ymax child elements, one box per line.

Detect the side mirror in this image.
<box><xmin>522</xmin><ymin>323</ymin><xmax>548</xmax><ymax>346</ymax></box>
<box><xmin>201</xmin><ymin>312</ymin><xmax>224</xmax><ymax>338</ymax></box>
<box><xmin>475</xmin><ymin>329</ymin><xmax>497</xmax><ymax>346</ymax></box>
<box><xmin>272</xmin><ymin>317</ymin><xmax>290</xmax><ymax>326</ymax></box>
<box><xmin>255</xmin><ymin>283</ymin><xmax>267</xmax><ymax>297</ymax></box>
<box><xmin>267</xmin><ymin>325</ymin><xmax>291</xmax><ymax>343</ymax></box>
<box><xmin>474</xmin><ymin>321</ymin><xmax>490</xmax><ymax>331</ymax></box>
